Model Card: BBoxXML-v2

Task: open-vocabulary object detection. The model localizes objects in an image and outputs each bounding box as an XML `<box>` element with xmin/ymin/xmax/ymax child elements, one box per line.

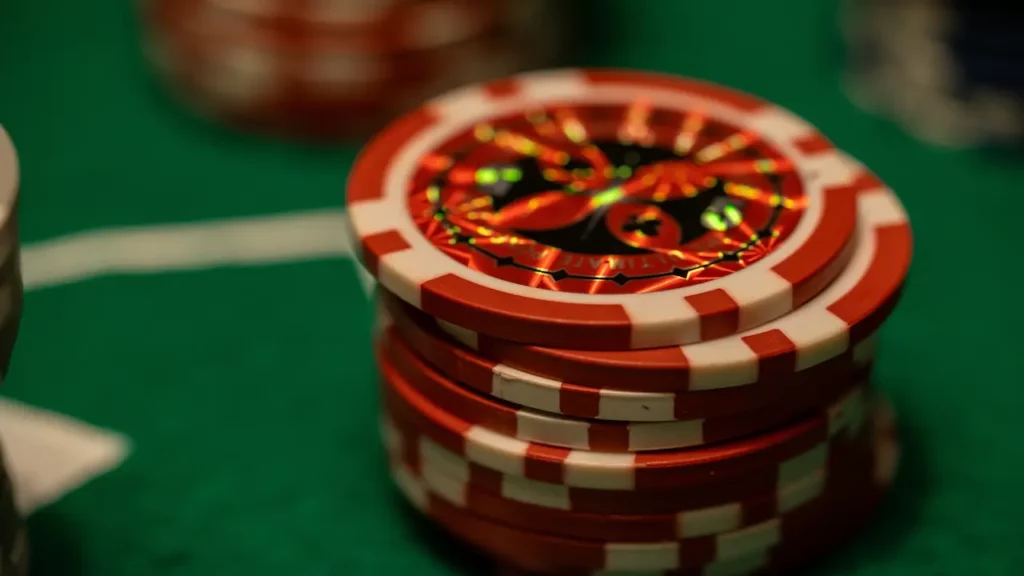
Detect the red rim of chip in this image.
<box><xmin>379</xmin><ymin>328</ymin><xmax>872</xmax><ymax>452</ymax></box>
<box><xmin>380</xmin><ymin>356</ymin><xmax>872</xmax><ymax>491</ymax></box>
<box><xmin>422</xmin><ymin>166</ymin><xmax>911</xmax><ymax>391</ymax></box>
<box><xmin>347</xmin><ymin>68</ymin><xmax>863</xmax><ymax>350</ymax></box>
<box><xmin>188</xmin><ymin>0</ymin><xmax>500</xmax><ymax>53</ymax></box>
<box><xmin>379</xmin><ymin>289</ymin><xmax>876</xmax><ymax>421</ymax></box>
<box><xmin>0</xmin><ymin>128</ymin><xmax>17</xmax><ymax>234</ymax></box>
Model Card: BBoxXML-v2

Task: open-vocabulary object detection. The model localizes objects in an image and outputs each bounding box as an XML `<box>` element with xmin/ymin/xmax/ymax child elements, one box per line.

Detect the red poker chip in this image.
<box><xmin>387</xmin><ymin>429</ymin><xmax>887</xmax><ymax>573</ymax></box>
<box><xmin>180</xmin><ymin>0</ymin><xmax>503</xmax><ymax>54</ymax></box>
<box><xmin>382</xmin><ymin>412</ymin><xmax>871</xmax><ymax>516</ymax></box>
<box><xmin>145</xmin><ymin>0</ymin><xmax>515</xmax><ymax>99</ymax></box>
<box><xmin>381</xmin><ymin>358</ymin><xmax>872</xmax><ymax>491</ymax></box>
<box><xmin>490</xmin><ymin>480</ymin><xmax>888</xmax><ymax>575</ymax></box>
<box><xmin>420</xmin><ymin>164</ymin><xmax>909</xmax><ymax>391</ymax></box>
<box><xmin>379</xmin><ymin>327</ymin><xmax>871</xmax><ymax>452</ymax></box>
<box><xmin>141</xmin><ymin>0</ymin><xmax>557</xmax><ymax>140</ymax></box>
<box><xmin>391</xmin><ymin>393</ymin><xmax>898</xmax><ymax>574</ymax></box>
<box><xmin>384</xmin><ymin>418</ymin><xmax>874</xmax><ymax>543</ymax></box>
<box><xmin>379</xmin><ymin>290</ymin><xmax>873</xmax><ymax>421</ymax></box>
<box><xmin>348</xmin><ymin>68</ymin><xmax>864</xmax><ymax>350</ymax></box>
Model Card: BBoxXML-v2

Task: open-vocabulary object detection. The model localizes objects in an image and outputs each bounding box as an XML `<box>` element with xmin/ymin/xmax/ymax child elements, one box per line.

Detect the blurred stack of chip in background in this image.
<box><xmin>842</xmin><ymin>0</ymin><xmax>1024</xmax><ymax>148</ymax></box>
<box><xmin>0</xmin><ymin>128</ymin><xmax>28</xmax><ymax>576</ymax></box>
<box><xmin>141</xmin><ymin>0</ymin><xmax>568</xmax><ymax>141</ymax></box>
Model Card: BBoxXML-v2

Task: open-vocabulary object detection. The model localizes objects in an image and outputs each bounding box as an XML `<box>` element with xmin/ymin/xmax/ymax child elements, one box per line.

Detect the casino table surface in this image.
<box><xmin>1</xmin><ymin>1</ymin><xmax>1022</xmax><ymax>575</ymax></box>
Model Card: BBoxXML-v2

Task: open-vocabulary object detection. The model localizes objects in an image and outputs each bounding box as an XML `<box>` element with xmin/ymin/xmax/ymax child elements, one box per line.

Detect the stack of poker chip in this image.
<box><xmin>141</xmin><ymin>0</ymin><xmax>565</xmax><ymax>140</ymax></box>
<box><xmin>347</xmin><ymin>69</ymin><xmax>913</xmax><ymax>574</ymax></box>
<box><xmin>0</xmin><ymin>127</ymin><xmax>29</xmax><ymax>576</ymax></box>
<box><xmin>842</xmin><ymin>0</ymin><xmax>1024</xmax><ymax>147</ymax></box>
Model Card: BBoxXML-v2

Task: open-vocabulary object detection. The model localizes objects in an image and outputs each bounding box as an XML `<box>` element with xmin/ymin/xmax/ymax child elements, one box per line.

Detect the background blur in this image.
<box><xmin>0</xmin><ymin>1</ymin><xmax>1022</xmax><ymax>575</ymax></box>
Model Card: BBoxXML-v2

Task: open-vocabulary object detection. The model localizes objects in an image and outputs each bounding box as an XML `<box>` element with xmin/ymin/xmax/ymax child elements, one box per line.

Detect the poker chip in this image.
<box><xmin>383</xmin><ymin>362</ymin><xmax>869</xmax><ymax>491</ymax></box>
<box><xmin>352</xmin><ymin>69</ymin><xmax>913</xmax><ymax>572</ymax></box>
<box><xmin>348</xmin><ymin>68</ymin><xmax>862</xmax><ymax>351</ymax></box>
<box><xmin>181</xmin><ymin>0</ymin><xmax>501</xmax><ymax>53</ymax></box>
<box><xmin>842</xmin><ymin>0</ymin><xmax>1024</xmax><ymax>147</ymax></box>
<box><xmin>392</xmin><ymin>469</ymin><xmax>855</xmax><ymax>573</ymax></box>
<box><xmin>379</xmin><ymin>328</ymin><xmax>872</xmax><ymax>452</ymax></box>
<box><xmin>379</xmin><ymin>290</ymin><xmax>876</xmax><ymax>422</ymax></box>
<box><xmin>141</xmin><ymin>0</ymin><xmax>564</xmax><ymax>140</ymax></box>
<box><xmin>382</xmin><ymin>413</ymin><xmax>875</xmax><ymax>542</ymax></box>
<box><xmin>384</xmin><ymin>415</ymin><xmax>846</xmax><ymax>516</ymax></box>
<box><xmin>421</xmin><ymin>168</ymin><xmax>906</xmax><ymax>392</ymax></box>
<box><xmin>385</xmin><ymin>395</ymin><xmax>897</xmax><ymax>574</ymax></box>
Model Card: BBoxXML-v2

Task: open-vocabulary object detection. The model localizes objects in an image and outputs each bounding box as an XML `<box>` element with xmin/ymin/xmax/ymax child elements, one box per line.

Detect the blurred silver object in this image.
<box><xmin>842</xmin><ymin>0</ymin><xmax>1024</xmax><ymax>148</ymax></box>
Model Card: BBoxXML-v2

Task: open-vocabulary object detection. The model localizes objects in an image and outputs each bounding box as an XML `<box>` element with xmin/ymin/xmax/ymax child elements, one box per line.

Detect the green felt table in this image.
<box><xmin>1</xmin><ymin>0</ymin><xmax>1022</xmax><ymax>575</ymax></box>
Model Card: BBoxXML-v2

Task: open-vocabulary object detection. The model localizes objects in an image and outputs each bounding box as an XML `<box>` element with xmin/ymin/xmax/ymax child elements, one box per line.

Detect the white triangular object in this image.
<box><xmin>0</xmin><ymin>398</ymin><xmax>130</xmax><ymax>515</ymax></box>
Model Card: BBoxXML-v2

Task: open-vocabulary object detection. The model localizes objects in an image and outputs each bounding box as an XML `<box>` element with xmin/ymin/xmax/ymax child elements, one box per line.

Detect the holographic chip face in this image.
<box><xmin>407</xmin><ymin>101</ymin><xmax>806</xmax><ymax>295</ymax></box>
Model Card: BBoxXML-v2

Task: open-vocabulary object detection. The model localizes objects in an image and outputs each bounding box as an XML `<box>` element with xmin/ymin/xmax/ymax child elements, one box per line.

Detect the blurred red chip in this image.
<box><xmin>140</xmin><ymin>0</ymin><xmax>565</xmax><ymax>140</ymax></box>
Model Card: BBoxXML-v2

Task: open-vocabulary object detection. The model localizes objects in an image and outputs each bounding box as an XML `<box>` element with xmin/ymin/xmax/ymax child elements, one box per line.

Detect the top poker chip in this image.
<box><xmin>347</xmin><ymin>69</ymin><xmax>861</xmax><ymax>350</ymax></box>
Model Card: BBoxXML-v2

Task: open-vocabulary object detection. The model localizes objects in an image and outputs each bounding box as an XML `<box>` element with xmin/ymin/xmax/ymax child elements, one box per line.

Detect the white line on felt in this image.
<box><xmin>20</xmin><ymin>208</ymin><xmax>360</xmax><ymax>292</ymax></box>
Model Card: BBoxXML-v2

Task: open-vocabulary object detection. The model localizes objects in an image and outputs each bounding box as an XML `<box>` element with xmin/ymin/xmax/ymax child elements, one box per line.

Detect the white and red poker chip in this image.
<box><xmin>361</xmin><ymin>157</ymin><xmax>907</xmax><ymax>390</ymax></box>
<box><xmin>379</xmin><ymin>289</ymin><xmax>877</xmax><ymax>422</ymax></box>
<box><xmin>424</xmin><ymin>168</ymin><xmax>908</xmax><ymax>394</ymax></box>
<box><xmin>382</xmin><ymin>407</ymin><xmax>880</xmax><ymax>542</ymax></box>
<box><xmin>386</xmin><ymin>419</ymin><xmax>841</xmax><ymax>516</ymax></box>
<box><xmin>180</xmin><ymin>0</ymin><xmax>503</xmax><ymax>54</ymax></box>
<box><xmin>384</xmin><ymin>395</ymin><xmax>898</xmax><ymax>573</ymax></box>
<box><xmin>392</xmin><ymin>468</ymin><xmax>853</xmax><ymax>573</ymax></box>
<box><xmin>382</xmin><ymin>357</ymin><xmax>870</xmax><ymax>491</ymax></box>
<box><xmin>141</xmin><ymin>0</ymin><xmax>562</xmax><ymax>140</ymax></box>
<box><xmin>348</xmin><ymin>68</ymin><xmax>863</xmax><ymax>351</ymax></box>
<box><xmin>343</xmin><ymin>68</ymin><xmax>910</xmax><ymax>572</ymax></box>
<box><xmin>378</xmin><ymin>327</ymin><xmax>872</xmax><ymax>452</ymax></box>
